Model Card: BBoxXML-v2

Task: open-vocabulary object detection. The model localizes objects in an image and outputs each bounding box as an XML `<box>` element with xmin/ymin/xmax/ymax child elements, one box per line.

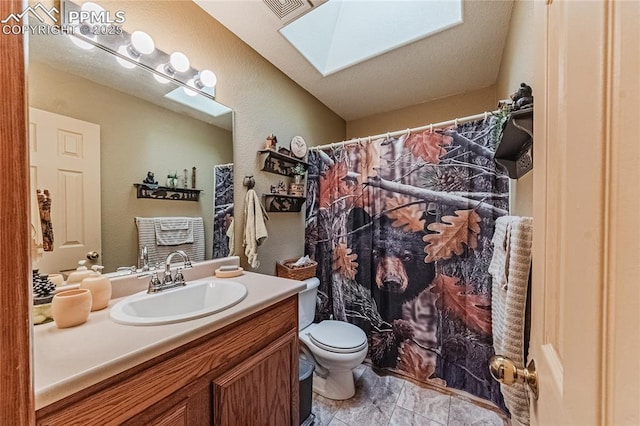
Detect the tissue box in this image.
<box><xmin>276</xmin><ymin>258</ymin><xmax>317</xmax><ymax>281</ymax></box>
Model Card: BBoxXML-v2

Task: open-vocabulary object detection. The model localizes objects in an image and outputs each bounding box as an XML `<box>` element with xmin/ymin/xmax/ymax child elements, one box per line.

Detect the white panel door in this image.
<box><xmin>528</xmin><ymin>1</ymin><xmax>640</xmax><ymax>424</ymax></box>
<box><xmin>29</xmin><ymin>108</ymin><xmax>101</xmax><ymax>275</ymax></box>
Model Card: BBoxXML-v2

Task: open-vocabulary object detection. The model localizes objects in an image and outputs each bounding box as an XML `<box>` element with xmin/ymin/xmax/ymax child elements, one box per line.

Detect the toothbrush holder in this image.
<box><xmin>51</xmin><ymin>288</ymin><xmax>92</xmax><ymax>329</ymax></box>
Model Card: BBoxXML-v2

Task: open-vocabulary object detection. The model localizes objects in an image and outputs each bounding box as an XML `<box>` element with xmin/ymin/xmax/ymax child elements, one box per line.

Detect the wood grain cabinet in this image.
<box><xmin>36</xmin><ymin>296</ymin><xmax>299</xmax><ymax>426</ymax></box>
<box><xmin>214</xmin><ymin>333</ymin><xmax>296</xmax><ymax>425</ymax></box>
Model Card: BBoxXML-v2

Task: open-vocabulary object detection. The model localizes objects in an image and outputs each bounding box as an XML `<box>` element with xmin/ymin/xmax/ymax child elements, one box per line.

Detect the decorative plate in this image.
<box><xmin>290</xmin><ymin>136</ymin><xmax>308</xmax><ymax>159</ymax></box>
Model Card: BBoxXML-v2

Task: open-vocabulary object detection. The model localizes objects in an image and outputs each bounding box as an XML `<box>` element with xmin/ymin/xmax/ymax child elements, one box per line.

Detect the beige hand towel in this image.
<box><xmin>226</xmin><ymin>217</ymin><xmax>235</xmax><ymax>256</ymax></box>
<box><xmin>489</xmin><ymin>215</ymin><xmax>533</xmax><ymax>426</ymax></box>
<box><xmin>243</xmin><ymin>189</ymin><xmax>268</xmax><ymax>268</ymax></box>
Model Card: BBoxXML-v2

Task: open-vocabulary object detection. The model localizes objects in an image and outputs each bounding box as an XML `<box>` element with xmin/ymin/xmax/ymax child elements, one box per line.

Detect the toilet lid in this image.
<box><xmin>307</xmin><ymin>320</ymin><xmax>367</xmax><ymax>354</ymax></box>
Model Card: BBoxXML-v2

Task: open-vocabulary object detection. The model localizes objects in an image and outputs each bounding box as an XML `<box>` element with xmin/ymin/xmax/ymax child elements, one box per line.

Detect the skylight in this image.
<box><xmin>279</xmin><ymin>0</ymin><xmax>463</xmax><ymax>76</ymax></box>
<box><xmin>164</xmin><ymin>87</ymin><xmax>232</xmax><ymax>118</ymax></box>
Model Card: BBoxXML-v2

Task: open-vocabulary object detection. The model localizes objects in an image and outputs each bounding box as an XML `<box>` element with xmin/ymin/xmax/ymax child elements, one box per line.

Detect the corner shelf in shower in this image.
<box><xmin>133</xmin><ymin>184</ymin><xmax>202</xmax><ymax>202</ymax></box>
<box><xmin>262</xmin><ymin>194</ymin><xmax>306</xmax><ymax>213</ymax></box>
<box><xmin>495</xmin><ymin>106</ymin><xmax>533</xmax><ymax>179</ymax></box>
<box><xmin>257</xmin><ymin>149</ymin><xmax>309</xmax><ymax>177</ymax></box>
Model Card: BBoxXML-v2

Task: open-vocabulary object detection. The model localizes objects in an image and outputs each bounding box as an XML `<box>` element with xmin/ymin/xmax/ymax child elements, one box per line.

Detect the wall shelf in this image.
<box><xmin>133</xmin><ymin>184</ymin><xmax>201</xmax><ymax>201</ymax></box>
<box><xmin>262</xmin><ymin>194</ymin><xmax>306</xmax><ymax>212</ymax></box>
<box><xmin>495</xmin><ymin>106</ymin><xmax>533</xmax><ymax>179</ymax></box>
<box><xmin>258</xmin><ymin>149</ymin><xmax>308</xmax><ymax>177</ymax></box>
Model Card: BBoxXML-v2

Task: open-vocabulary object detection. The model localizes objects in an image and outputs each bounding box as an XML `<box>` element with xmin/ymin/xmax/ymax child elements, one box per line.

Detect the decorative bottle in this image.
<box><xmin>80</xmin><ymin>265</ymin><xmax>112</xmax><ymax>311</ymax></box>
<box><xmin>66</xmin><ymin>260</ymin><xmax>93</xmax><ymax>284</ymax></box>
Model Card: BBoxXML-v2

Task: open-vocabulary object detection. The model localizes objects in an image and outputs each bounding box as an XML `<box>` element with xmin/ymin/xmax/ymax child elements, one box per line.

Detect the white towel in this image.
<box><xmin>135</xmin><ymin>217</ymin><xmax>205</xmax><ymax>267</ymax></box>
<box><xmin>154</xmin><ymin>217</ymin><xmax>194</xmax><ymax>245</ymax></box>
<box><xmin>159</xmin><ymin>218</ymin><xmax>189</xmax><ymax>231</ymax></box>
<box><xmin>226</xmin><ymin>217</ymin><xmax>235</xmax><ymax>256</ymax></box>
<box><xmin>489</xmin><ymin>216</ymin><xmax>533</xmax><ymax>426</ymax></box>
<box><xmin>243</xmin><ymin>189</ymin><xmax>268</xmax><ymax>268</ymax></box>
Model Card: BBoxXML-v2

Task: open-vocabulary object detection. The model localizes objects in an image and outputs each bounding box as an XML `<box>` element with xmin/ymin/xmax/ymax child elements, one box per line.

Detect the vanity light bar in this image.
<box><xmin>65</xmin><ymin>1</ymin><xmax>217</xmax><ymax>99</ymax></box>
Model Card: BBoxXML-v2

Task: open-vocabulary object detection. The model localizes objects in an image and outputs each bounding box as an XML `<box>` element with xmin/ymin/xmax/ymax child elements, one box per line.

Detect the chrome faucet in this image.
<box><xmin>148</xmin><ymin>250</ymin><xmax>192</xmax><ymax>293</ymax></box>
<box><xmin>116</xmin><ymin>265</ymin><xmax>136</xmax><ymax>274</ymax></box>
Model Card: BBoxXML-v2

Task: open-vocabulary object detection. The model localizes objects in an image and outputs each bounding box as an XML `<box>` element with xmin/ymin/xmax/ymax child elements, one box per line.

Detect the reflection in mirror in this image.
<box><xmin>213</xmin><ymin>164</ymin><xmax>234</xmax><ymax>258</ymax></box>
<box><xmin>28</xmin><ymin>30</ymin><xmax>234</xmax><ymax>275</ymax></box>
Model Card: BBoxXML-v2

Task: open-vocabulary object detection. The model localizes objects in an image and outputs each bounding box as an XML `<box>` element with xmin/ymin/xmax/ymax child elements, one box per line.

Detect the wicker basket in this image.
<box><xmin>276</xmin><ymin>258</ymin><xmax>318</xmax><ymax>281</ymax></box>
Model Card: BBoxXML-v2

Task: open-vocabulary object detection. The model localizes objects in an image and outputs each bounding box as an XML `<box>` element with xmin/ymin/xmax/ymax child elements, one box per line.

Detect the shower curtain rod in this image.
<box><xmin>214</xmin><ymin>162</ymin><xmax>234</xmax><ymax>167</ymax></box>
<box><xmin>311</xmin><ymin>109</ymin><xmax>500</xmax><ymax>151</ymax></box>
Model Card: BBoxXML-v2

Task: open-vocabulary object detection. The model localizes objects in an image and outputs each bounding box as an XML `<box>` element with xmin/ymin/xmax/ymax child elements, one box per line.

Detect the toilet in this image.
<box><xmin>298</xmin><ymin>277</ymin><xmax>368</xmax><ymax>400</ymax></box>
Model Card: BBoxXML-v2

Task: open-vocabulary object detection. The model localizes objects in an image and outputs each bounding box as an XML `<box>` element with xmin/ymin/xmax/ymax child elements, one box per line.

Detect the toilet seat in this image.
<box><xmin>306</xmin><ymin>320</ymin><xmax>367</xmax><ymax>354</ymax></box>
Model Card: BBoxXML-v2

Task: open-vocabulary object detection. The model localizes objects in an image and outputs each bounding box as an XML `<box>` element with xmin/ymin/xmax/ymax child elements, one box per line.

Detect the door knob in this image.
<box><xmin>86</xmin><ymin>251</ymin><xmax>100</xmax><ymax>260</ymax></box>
<box><xmin>489</xmin><ymin>355</ymin><xmax>539</xmax><ymax>399</ymax></box>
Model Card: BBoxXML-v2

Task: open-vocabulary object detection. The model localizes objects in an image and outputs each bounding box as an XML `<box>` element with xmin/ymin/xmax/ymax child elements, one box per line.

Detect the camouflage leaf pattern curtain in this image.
<box><xmin>304</xmin><ymin>116</ymin><xmax>510</xmax><ymax>411</ymax></box>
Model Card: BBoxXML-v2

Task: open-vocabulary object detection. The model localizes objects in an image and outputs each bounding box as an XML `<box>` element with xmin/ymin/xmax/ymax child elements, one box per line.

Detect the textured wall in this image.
<box><xmin>346</xmin><ymin>86</ymin><xmax>497</xmax><ymax>139</ymax></box>
<box><xmin>347</xmin><ymin>0</ymin><xmax>534</xmax><ymax>217</ymax></box>
<box><xmin>97</xmin><ymin>1</ymin><xmax>346</xmax><ymax>274</ymax></box>
<box><xmin>496</xmin><ymin>0</ymin><xmax>534</xmax><ymax>217</ymax></box>
<box><xmin>496</xmin><ymin>0</ymin><xmax>535</xmax><ymax>100</ymax></box>
<box><xmin>29</xmin><ymin>62</ymin><xmax>232</xmax><ymax>271</ymax></box>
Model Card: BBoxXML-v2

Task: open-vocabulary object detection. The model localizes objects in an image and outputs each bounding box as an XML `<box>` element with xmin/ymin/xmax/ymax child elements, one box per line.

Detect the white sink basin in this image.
<box><xmin>110</xmin><ymin>278</ymin><xmax>247</xmax><ymax>326</ymax></box>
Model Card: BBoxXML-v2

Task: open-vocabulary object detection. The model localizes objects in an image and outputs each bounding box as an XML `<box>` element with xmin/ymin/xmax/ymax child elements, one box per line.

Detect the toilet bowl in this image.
<box><xmin>298</xmin><ymin>278</ymin><xmax>368</xmax><ymax>400</ymax></box>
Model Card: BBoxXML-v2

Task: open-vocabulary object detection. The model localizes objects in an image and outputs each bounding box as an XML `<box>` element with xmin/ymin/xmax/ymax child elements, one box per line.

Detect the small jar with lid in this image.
<box><xmin>80</xmin><ymin>265</ymin><xmax>112</xmax><ymax>311</ymax></box>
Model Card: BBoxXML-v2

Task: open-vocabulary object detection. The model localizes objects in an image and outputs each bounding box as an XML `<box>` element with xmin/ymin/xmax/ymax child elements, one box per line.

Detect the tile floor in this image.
<box><xmin>310</xmin><ymin>364</ymin><xmax>509</xmax><ymax>426</ymax></box>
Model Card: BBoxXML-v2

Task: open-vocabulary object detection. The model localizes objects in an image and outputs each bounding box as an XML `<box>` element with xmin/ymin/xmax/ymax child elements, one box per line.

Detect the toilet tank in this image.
<box><xmin>298</xmin><ymin>277</ymin><xmax>320</xmax><ymax>330</ymax></box>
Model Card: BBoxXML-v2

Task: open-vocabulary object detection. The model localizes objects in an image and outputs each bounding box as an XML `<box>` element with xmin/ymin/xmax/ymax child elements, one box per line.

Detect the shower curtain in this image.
<box><xmin>305</xmin><ymin>116</ymin><xmax>509</xmax><ymax>410</ymax></box>
<box><xmin>213</xmin><ymin>164</ymin><xmax>234</xmax><ymax>258</ymax></box>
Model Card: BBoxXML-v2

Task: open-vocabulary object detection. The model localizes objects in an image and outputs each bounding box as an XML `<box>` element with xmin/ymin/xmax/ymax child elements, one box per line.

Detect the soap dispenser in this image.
<box><xmin>66</xmin><ymin>260</ymin><xmax>93</xmax><ymax>284</ymax></box>
<box><xmin>80</xmin><ymin>265</ymin><xmax>112</xmax><ymax>311</ymax></box>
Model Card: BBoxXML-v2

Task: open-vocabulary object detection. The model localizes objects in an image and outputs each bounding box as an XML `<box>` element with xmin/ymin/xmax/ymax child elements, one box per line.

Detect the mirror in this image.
<box><xmin>28</xmin><ymin>30</ymin><xmax>234</xmax><ymax>274</ymax></box>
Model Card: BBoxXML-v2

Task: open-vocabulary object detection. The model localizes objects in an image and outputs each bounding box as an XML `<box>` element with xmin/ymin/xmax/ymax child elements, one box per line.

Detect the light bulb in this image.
<box><xmin>129</xmin><ymin>31</ymin><xmax>155</xmax><ymax>56</ymax></box>
<box><xmin>69</xmin><ymin>34</ymin><xmax>94</xmax><ymax>50</ymax></box>
<box><xmin>197</xmin><ymin>70</ymin><xmax>217</xmax><ymax>88</ymax></box>
<box><xmin>169</xmin><ymin>52</ymin><xmax>190</xmax><ymax>73</ymax></box>
<box><xmin>153</xmin><ymin>52</ymin><xmax>190</xmax><ymax>84</ymax></box>
<box><xmin>153</xmin><ymin>64</ymin><xmax>170</xmax><ymax>84</ymax></box>
<box><xmin>116</xmin><ymin>46</ymin><xmax>136</xmax><ymax>69</ymax></box>
<box><xmin>67</xmin><ymin>1</ymin><xmax>104</xmax><ymax>49</ymax></box>
<box><xmin>81</xmin><ymin>2</ymin><xmax>105</xmax><ymax>14</ymax></box>
<box><xmin>182</xmin><ymin>79</ymin><xmax>199</xmax><ymax>97</ymax></box>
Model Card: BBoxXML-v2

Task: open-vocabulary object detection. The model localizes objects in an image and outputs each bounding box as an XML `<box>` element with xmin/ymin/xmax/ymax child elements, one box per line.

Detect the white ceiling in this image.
<box><xmin>195</xmin><ymin>0</ymin><xmax>514</xmax><ymax>121</ymax></box>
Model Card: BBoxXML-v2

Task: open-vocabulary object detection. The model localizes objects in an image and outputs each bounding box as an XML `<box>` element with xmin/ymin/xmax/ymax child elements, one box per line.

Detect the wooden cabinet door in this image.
<box><xmin>148</xmin><ymin>401</ymin><xmax>188</xmax><ymax>426</ymax></box>
<box><xmin>122</xmin><ymin>384</ymin><xmax>211</xmax><ymax>426</ymax></box>
<box><xmin>213</xmin><ymin>332</ymin><xmax>298</xmax><ymax>426</ymax></box>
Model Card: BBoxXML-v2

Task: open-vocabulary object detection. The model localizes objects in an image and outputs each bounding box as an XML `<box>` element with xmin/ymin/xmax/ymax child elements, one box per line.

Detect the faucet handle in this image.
<box><xmin>174</xmin><ymin>268</ymin><xmax>185</xmax><ymax>285</ymax></box>
<box><xmin>148</xmin><ymin>272</ymin><xmax>162</xmax><ymax>293</ymax></box>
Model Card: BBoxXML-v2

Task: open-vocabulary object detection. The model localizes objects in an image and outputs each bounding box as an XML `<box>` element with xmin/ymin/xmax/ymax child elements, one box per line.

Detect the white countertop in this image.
<box><xmin>33</xmin><ymin>258</ymin><xmax>306</xmax><ymax>410</ymax></box>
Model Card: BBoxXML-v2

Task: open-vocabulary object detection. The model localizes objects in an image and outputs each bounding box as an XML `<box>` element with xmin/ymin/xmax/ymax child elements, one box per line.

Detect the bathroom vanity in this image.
<box><xmin>33</xmin><ymin>259</ymin><xmax>306</xmax><ymax>425</ymax></box>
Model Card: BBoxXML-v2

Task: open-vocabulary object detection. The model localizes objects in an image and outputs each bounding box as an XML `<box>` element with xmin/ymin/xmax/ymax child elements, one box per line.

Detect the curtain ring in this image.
<box><xmin>329</xmin><ymin>142</ymin><xmax>337</xmax><ymax>155</ymax></box>
<box><xmin>454</xmin><ymin>118</ymin><xmax>459</xmax><ymax>127</ymax></box>
<box><xmin>429</xmin><ymin>123</ymin><xmax>434</xmax><ymax>133</ymax></box>
<box><xmin>484</xmin><ymin>111</ymin><xmax>489</xmax><ymax>121</ymax></box>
